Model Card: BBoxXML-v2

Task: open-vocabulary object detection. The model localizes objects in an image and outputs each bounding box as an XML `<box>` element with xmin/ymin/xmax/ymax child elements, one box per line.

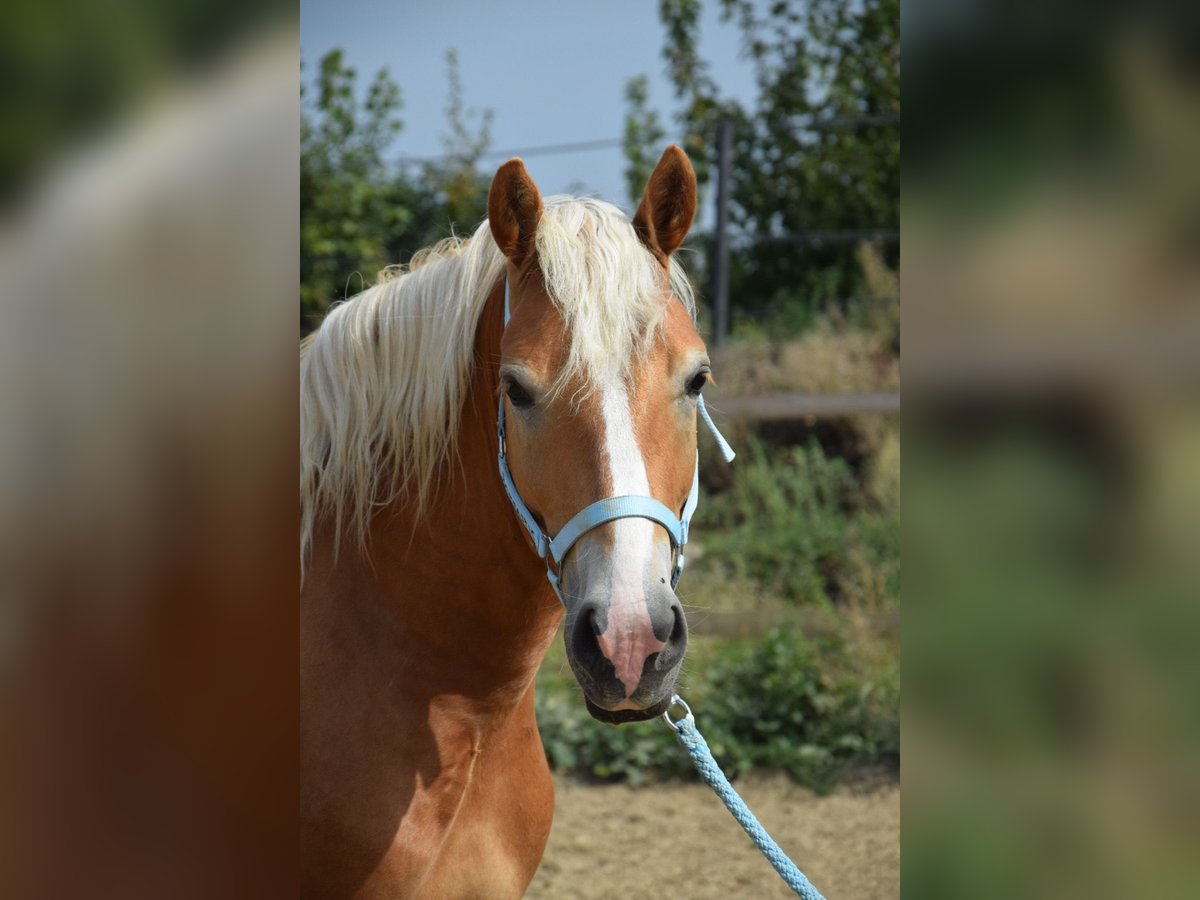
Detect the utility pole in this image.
<box><xmin>711</xmin><ymin>120</ymin><xmax>731</xmax><ymax>347</ymax></box>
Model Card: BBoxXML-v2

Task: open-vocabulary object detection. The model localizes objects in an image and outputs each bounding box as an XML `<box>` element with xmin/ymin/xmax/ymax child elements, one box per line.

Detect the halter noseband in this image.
<box><xmin>496</xmin><ymin>280</ymin><xmax>734</xmax><ymax>604</ymax></box>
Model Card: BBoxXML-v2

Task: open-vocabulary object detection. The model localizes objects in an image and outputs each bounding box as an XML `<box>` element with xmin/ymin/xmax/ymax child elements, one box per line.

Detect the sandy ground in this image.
<box><xmin>526</xmin><ymin>774</ymin><xmax>899</xmax><ymax>899</ymax></box>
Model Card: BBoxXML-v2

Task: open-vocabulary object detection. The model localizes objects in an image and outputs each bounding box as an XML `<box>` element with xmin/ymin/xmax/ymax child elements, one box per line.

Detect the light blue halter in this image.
<box><xmin>497</xmin><ymin>281</ymin><xmax>734</xmax><ymax>603</ymax></box>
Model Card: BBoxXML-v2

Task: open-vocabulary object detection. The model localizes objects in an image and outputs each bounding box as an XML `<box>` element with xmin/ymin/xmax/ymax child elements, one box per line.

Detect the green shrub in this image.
<box><xmin>535</xmin><ymin>625</ymin><xmax>899</xmax><ymax>793</ymax></box>
<box><xmin>839</xmin><ymin>509</ymin><xmax>901</xmax><ymax>611</ymax></box>
<box><xmin>693</xmin><ymin>438</ymin><xmax>901</xmax><ymax>610</ymax></box>
<box><xmin>697</xmin><ymin>440</ymin><xmax>856</xmax><ymax>604</ymax></box>
<box><xmin>536</xmin><ymin>686</ymin><xmax>687</xmax><ymax>786</ymax></box>
<box><xmin>697</xmin><ymin>625</ymin><xmax>899</xmax><ymax>792</ymax></box>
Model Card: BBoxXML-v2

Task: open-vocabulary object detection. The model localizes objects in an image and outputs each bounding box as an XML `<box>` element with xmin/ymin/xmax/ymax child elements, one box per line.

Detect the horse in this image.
<box><xmin>300</xmin><ymin>147</ymin><xmax>716</xmax><ymax>898</ymax></box>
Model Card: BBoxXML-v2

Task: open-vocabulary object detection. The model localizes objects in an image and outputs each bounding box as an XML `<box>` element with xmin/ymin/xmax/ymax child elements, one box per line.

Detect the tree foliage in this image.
<box><xmin>629</xmin><ymin>0</ymin><xmax>900</xmax><ymax>332</ymax></box>
<box><xmin>300</xmin><ymin>49</ymin><xmax>491</xmax><ymax>335</ymax></box>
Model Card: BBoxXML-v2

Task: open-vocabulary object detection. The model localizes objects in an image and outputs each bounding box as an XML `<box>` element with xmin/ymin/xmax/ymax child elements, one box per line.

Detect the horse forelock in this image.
<box><xmin>534</xmin><ymin>197</ymin><xmax>695</xmax><ymax>399</ymax></box>
<box><xmin>299</xmin><ymin>195</ymin><xmax>696</xmax><ymax>567</ymax></box>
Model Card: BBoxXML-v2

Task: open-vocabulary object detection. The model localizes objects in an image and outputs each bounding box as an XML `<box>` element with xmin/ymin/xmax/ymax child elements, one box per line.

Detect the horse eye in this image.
<box><xmin>505</xmin><ymin>379</ymin><xmax>535</xmax><ymax>410</ymax></box>
<box><xmin>686</xmin><ymin>370</ymin><xmax>710</xmax><ymax>397</ymax></box>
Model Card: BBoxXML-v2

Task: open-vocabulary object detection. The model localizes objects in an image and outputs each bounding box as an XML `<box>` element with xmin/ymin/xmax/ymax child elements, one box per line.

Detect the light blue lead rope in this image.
<box><xmin>663</xmin><ymin>697</ymin><xmax>826</xmax><ymax>900</ymax></box>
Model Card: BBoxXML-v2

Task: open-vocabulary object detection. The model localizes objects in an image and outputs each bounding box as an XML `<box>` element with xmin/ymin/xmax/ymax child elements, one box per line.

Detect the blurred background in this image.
<box><xmin>300</xmin><ymin>2</ymin><xmax>899</xmax><ymax>897</ymax></box>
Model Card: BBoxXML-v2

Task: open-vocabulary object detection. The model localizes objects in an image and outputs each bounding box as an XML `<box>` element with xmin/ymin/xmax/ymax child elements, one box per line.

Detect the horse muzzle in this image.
<box><xmin>563</xmin><ymin>581</ymin><xmax>688</xmax><ymax>724</ymax></box>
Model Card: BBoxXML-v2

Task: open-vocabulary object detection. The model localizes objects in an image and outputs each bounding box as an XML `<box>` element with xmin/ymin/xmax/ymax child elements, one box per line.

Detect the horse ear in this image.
<box><xmin>488</xmin><ymin>158</ymin><xmax>543</xmax><ymax>265</ymax></box>
<box><xmin>632</xmin><ymin>145</ymin><xmax>697</xmax><ymax>261</ymax></box>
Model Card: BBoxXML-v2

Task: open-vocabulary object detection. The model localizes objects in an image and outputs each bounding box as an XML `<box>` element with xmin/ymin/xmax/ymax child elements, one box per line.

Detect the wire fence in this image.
<box><xmin>391</xmin><ymin>113</ymin><xmax>900</xmax><ymax>167</ymax></box>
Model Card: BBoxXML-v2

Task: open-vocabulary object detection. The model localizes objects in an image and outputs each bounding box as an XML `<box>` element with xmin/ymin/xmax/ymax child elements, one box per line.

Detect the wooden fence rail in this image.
<box><xmin>686</xmin><ymin>607</ymin><xmax>899</xmax><ymax>640</ymax></box>
<box><xmin>707</xmin><ymin>392</ymin><xmax>901</xmax><ymax>421</ymax></box>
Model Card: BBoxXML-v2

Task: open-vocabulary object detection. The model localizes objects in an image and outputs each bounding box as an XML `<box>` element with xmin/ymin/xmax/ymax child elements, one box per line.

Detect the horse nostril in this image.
<box><xmin>669</xmin><ymin>604</ymin><xmax>686</xmax><ymax>645</ymax></box>
<box><xmin>568</xmin><ymin>603</ymin><xmax>605</xmax><ymax>670</ymax></box>
<box><xmin>651</xmin><ymin>601</ymin><xmax>688</xmax><ymax>673</ymax></box>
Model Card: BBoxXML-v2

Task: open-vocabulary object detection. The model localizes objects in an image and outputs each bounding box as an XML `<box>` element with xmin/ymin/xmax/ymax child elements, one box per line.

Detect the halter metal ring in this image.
<box><xmin>660</xmin><ymin>694</ymin><xmax>693</xmax><ymax>732</ymax></box>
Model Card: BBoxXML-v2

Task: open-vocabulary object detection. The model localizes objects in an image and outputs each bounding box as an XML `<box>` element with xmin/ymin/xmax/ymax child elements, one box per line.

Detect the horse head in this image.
<box><xmin>488</xmin><ymin>148</ymin><xmax>707</xmax><ymax>723</ymax></box>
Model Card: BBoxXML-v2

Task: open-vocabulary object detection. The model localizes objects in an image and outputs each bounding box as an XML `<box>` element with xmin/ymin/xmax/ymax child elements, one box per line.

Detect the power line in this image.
<box><xmin>398</xmin><ymin>137</ymin><xmax>622</xmax><ymax>166</ymax></box>
<box><xmin>395</xmin><ymin>113</ymin><xmax>898</xmax><ymax>167</ymax></box>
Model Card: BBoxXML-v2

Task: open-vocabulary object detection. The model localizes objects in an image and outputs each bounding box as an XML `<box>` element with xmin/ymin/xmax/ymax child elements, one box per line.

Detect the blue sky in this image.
<box><xmin>300</xmin><ymin>0</ymin><xmax>760</xmax><ymax>225</ymax></box>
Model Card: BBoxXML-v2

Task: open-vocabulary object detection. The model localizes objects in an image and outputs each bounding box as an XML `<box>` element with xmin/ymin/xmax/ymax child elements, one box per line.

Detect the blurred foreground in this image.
<box><xmin>0</xmin><ymin>12</ymin><xmax>299</xmax><ymax>900</ymax></box>
<box><xmin>905</xmin><ymin>2</ymin><xmax>1200</xmax><ymax>897</ymax></box>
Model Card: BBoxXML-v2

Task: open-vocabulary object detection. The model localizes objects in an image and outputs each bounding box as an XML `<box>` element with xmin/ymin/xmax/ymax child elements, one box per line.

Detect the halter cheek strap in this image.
<box><xmin>497</xmin><ymin>280</ymin><xmax>733</xmax><ymax>604</ymax></box>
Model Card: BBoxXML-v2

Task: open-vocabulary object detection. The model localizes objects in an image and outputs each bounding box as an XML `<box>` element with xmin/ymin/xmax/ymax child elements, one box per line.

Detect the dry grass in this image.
<box><xmin>711</xmin><ymin>318</ymin><xmax>898</xmax><ymax>398</ymax></box>
<box><xmin>704</xmin><ymin>318</ymin><xmax>900</xmax><ymax>494</ymax></box>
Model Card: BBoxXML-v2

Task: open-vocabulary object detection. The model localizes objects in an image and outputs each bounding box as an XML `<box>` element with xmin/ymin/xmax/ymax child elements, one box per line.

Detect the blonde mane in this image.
<box><xmin>300</xmin><ymin>196</ymin><xmax>696</xmax><ymax>563</ymax></box>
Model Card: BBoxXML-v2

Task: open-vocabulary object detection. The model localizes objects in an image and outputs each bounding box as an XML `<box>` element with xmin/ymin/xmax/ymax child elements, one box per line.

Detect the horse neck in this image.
<box><xmin>367</xmin><ymin>276</ymin><xmax>563</xmax><ymax>699</ymax></box>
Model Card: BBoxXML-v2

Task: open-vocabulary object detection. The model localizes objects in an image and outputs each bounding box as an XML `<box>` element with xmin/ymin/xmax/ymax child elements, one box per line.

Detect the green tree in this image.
<box><xmin>301</xmin><ymin>50</ymin><xmax>410</xmax><ymax>333</ymax></box>
<box><xmin>631</xmin><ymin>0</ymin><xmax>899</xmax><ymax>333</ymax></box>
<box><xmin>300</xmin><ymin>49</ymin><xmax>492</xmax><ymax>335</ymax></box>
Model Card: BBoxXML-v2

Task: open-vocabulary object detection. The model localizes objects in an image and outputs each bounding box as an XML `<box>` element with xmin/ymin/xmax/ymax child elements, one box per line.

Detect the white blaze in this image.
<box><xmin>593</xmin><ymin>378</ymin><xmax>665</xmax><ymax>697</ymax></box>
